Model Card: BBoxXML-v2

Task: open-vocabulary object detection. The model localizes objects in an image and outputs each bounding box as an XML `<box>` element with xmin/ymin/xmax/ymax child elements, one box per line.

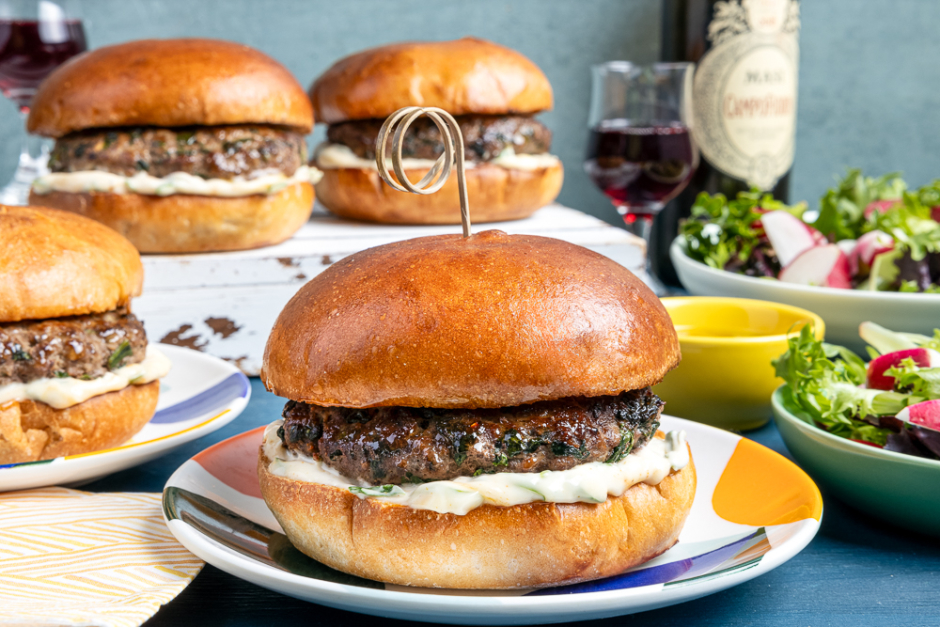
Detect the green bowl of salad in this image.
<box><xmin>770</xmin><ymin>323</ymin><xmax>940</xmax><ymax>536</ymax></box>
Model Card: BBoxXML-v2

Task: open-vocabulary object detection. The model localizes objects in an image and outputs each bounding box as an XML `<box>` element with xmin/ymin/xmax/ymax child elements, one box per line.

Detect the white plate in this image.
<box><xmin>671</xmin><ymin>238</ymin><xmax>940</xmax><ymax>352</ymax></box>
<box><xmin>0</xmin><ymin>344</ymin><xmax>250</xmax><ymax>492</ymax></box>
<box><xmin>163</xmin><ymin>416</ymin><xmax>822</xmax><ymax>625</ymax></box>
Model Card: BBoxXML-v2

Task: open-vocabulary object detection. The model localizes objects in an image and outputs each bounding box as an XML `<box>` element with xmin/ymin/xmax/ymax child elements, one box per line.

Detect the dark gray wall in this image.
<box><xmin>1</xmin><ymin>1</ymin><xmax>938</xmax><ymax>223</ymax></box>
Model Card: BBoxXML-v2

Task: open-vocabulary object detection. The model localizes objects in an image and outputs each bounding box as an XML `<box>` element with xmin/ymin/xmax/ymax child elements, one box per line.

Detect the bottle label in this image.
<box><xmin>693</xmin><ymin>0</ymin><xmax>800</xmax><ymax>190</ymax></box>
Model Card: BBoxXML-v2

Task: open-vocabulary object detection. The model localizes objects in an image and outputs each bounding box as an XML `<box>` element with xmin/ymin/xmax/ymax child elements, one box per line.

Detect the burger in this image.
<box><xmin>309</xmin><ymin>38</ymin><xmax>563</xmax><ymax>224</ymax></box>
<box><xmin>26</xmin><ymin>38</ymin><xmax>318</xmax><ymax>253</ymax></box>
<box><xmin>258</xmin><ymin>230</ymin><xmax>694</xmax><ymax>589</ymax></box>
<box><xmin>0</xmin><ymin>206</ymin><xmax>170</xmax><ymax>464</ymax></box>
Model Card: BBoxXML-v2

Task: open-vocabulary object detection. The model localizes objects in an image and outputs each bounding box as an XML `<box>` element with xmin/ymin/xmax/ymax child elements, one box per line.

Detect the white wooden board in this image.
<box><xmin>134</xmin><ymin>203</ymin><xmax>646</xmax><ymax>375</ymax></box>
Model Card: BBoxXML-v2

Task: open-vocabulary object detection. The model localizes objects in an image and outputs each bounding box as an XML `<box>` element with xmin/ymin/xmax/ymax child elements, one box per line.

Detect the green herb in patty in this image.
<box><xmin>107</xmin><ymin>340</ymin><xmax>133</xmax><ymax>370</ymax></box>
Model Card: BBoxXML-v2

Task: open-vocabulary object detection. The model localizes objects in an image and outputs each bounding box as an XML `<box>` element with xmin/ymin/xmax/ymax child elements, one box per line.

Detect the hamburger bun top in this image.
<box><xmin>262</xmin><ymin>230</ymin><xmax>679</xmax><ymax>409</ymax></box>
<box><xmin>310</xmin><ymin>37</ymin><xmax>553</xmax><ymax>124</ymax></box>
<box><xmin>0</xmin><ymin>206</ymin><xmax>143</xmax><ymax>322</ymax></box>
<box><xmin>28</xmin><ymin>38</ymin><xmax>313</xmax><ymax>138</ymax></box>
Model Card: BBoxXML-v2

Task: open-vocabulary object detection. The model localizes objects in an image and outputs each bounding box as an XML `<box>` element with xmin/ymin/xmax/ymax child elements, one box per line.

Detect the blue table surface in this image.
<box><xmin>84</xmin><ymin>378</ymin><xmax>940</xmax><ymax>627</ymax></box>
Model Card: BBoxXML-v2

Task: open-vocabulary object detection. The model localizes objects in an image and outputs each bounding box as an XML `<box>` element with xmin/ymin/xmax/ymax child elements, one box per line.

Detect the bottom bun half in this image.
<box><xmin>314</xmin><ymin>161</ymin><xmax>563</xmax><ymax>225</ymax></box>
<box><xmin>257</xmin><ymin>442</ymin><xmax>695</xmax><ymax>589</ymax></box>
<box><xmin>28</xmin><ymin>182</ymin><xmax>314</xmax><ymax>253</ymax></box>
<box><xmin>0</xmin><ymin>381</ymin><xmax>160</xmax><ymax>464</ymax></box>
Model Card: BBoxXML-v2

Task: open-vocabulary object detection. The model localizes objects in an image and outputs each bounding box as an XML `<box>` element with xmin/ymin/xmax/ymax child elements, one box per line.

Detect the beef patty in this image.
<box><xmin>0</xmin><ymin>307</ymin><xmax>147</xmax><ymax>385</ymax></box>
<box><xmin>279</xmin><ymin>389</ymin><xmax>663</xmax><ymax>485</ymax></box>
<box><xmin>49</xmin><ymin>125</ymin><xmax>307</xmax><ymax>180</ymax></box>
<box><xmin>325</xmin><ymin>115</ymin><xmax>552</xmax><ymax>163</ymax></box>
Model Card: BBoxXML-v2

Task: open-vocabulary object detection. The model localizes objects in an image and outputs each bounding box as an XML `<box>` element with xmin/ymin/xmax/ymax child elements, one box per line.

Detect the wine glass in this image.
<box><xmin>584</xmin><ymin>62</ymin><xmax>698</xmax><ymax>288</ymax></box>
<box><xmin>0</xmin><ymin>0</ymin><xmax>86</xmax><ymax>205</ymax></box>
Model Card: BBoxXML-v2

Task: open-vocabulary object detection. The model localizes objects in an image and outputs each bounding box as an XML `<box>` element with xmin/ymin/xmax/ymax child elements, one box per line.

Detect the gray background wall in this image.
<box><xmin>1</xmin><ymin>0</ymin><xmax>938</xmax><ymax>224</ymax></box>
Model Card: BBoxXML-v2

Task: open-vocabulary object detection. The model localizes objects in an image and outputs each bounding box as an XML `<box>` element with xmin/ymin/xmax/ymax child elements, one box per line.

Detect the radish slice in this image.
<box><xmin>897</xmin><ymin>399</ymin><xmax>940</xmax><ymax>433</ymax></box>
<box><xmin>932</xmin><ymin>206</ymin><xmax>940</xmax><ymax>223</ymax></box>
<box><xmin>866</xmin><ymin>348</ymin><xmax>940</xmax><ymax>390</ymax></box>
<box><xmin>837</xmin><ymin>239</ymin><xmax>858</xmax><ymax>275</ymax></box>
<box><xmin>855</xmin><ymin>230</ymin><xmax>894</xmax><ymax>270</ymax></box>
<box><xmin>760</xmin><ymin>210</ymin><xmax>823</xmax><ymax>267</ymax></box>
<box><xmin>779</xmin><ymin>244</ymin><xmax>852</xmax><ymax>288</ymax></box>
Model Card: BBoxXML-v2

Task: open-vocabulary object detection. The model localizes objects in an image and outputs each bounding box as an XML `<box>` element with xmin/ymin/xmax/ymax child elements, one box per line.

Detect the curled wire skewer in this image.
<box><xmin>375</xmin><ymin>106</ymin><xmax>472</xmax><ymax>237</ymax></box>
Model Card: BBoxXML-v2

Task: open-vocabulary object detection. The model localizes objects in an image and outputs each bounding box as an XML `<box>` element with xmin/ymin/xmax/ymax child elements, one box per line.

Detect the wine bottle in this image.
<box><xmin>653</xmin><ymin>0</ymin><xmax>800</xmax><ymax>285</ymax></box>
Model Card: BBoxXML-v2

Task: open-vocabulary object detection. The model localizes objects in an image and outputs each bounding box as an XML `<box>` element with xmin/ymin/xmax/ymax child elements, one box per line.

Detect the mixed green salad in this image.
<box><xmin>774</xmin><ymin>321</ymin><xmax>940</xmax><ymax>460</ymax></box>
<box><xmin>681</xmin><ymin>170</ymin><xmax>940</xmax><ymax>292</ymax></box>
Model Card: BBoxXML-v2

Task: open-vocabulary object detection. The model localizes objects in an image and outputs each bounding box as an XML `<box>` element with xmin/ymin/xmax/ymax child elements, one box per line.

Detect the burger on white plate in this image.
<box><xmin>309</xmin><ymin>37</ymin><xmax>563</xmax><ymax>224</ymax></box>
<box><xmin>27</xmin><ymin>38</ymin><xmax>318</xmax><ymax>253</ymax></box>
<box><xmin>0</xmin><ymin>206</ymin><xmax>170</xmax><ymax>464</ymax></box>
<box><xmin>257</xmin><ymin>229</ymin><xmax>694</xmax><ymax>589</ymax></box>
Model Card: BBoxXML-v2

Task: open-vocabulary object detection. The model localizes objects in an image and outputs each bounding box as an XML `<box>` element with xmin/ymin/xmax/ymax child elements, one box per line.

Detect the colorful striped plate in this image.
<box><xmin>0</xmin><ymin>344</ymin><xmax>250</xmax><ymax>492</ymax></box>
<box><xmin>163</xmin><ymin>416</ymin><xmax>822</xmax><ymax>624</ymax></box>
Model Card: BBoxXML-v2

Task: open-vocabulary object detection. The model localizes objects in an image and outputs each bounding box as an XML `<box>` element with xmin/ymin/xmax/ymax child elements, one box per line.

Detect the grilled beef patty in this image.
<box><xmin>279</xmin><ymin>389</ymin><xmax>663</xmax><ymax>485</ymax></box>
<box><xmin>0</xmin><ymin>307</ymin><xmax>147</xmax><ymax>385</ymax></box>
<box><xmin>325</xmin><ymin>115</ymin><xmax>552</xmax><ymax>163</ymax></box>
<box><xmin>49</xmin><ymin>126</ymin><xmax>307</xmax><ymax>180</ymax></box>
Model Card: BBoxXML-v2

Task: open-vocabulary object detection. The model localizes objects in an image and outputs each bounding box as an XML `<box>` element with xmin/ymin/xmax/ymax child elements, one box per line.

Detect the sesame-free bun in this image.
<box><xmin>28</xmin><ymin>38</ymin><xmax>313</xmax><ymax>137</ymax></box>
<box><xmin>258</xmin><ymin>437</ymin><xmax>696</xmax><ymax>589</ymax></box>
<box><xmin>262</xmin><ymin>230</ymin><xmax>680</xmax><ymax>408</ymax></box>
<box><xmin>28</xmin><ymin>182</ymin><xmax>314</xmax><ymax>254</ymax></box>
<box><xmin>0</xmin><ymin>205</ymin><xmax>142</xmax><ymax>323</ymax></box>
<box><xmin>0</xmin><ymin>381</ymin><xmax>160</xmax><ymax>464</ymax></box>
<box><xmin>314</xmin><ymin>161</ymin><xmax>563</xmax><ymax>224</ymax></box>
<box><xmin>310</xmin><ymin>38</ymin><xmax>553</xmax><ymax>124</ymax></box>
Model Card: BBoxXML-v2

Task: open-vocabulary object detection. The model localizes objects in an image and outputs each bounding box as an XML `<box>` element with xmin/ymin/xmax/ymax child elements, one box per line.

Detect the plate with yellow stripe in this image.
<box><xmin>163</xmin><ymin>416</ymin><xmax>822</xmax><ymax>624</ymax></box>
<box><xmin>1</xmin><ymin>344</ymin><xmax>250</xmax><ymax>492</ymax></box>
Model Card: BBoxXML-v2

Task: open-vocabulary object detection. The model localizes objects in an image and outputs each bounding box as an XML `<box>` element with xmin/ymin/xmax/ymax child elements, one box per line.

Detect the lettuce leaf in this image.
<box><xmin>871</xmin><ymin>192</ymin><xmax>940</xmax><ymax>261</ymax></box>
<box><xmin>813</xmin><ymin>169</ymin><xmax>906</xmax><ymax>241</ymax></box>
<box><xmin>886</xmin><ymin>358</ymin><xmax>940</xmax><ymax>399</ymax></box>
<box><xmin>772</xmin><ymin>325</ymin><xmax>899</xmax><ymax>444</ymax></box>
<box><xmin>680</xmin><ymin>190</ymin><xmax>802</xmax><ymax>273</ymax></box>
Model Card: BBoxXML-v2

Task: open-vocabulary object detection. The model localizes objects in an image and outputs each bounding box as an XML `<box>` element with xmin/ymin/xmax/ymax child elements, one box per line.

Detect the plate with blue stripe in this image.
<box><xmin>163</xmin><ymin>416</ymin><xmax>821</xmax><ymax>624</ymax></box>
<box><xmin>1</xmin><ymin>344</ymin><xmax>250</xmax><ymax>492</ymax></box>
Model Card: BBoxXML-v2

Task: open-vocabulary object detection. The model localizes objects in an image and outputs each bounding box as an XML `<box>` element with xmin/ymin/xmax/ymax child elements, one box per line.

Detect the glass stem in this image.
<box><xmin>0</xmin><ymin>110</ymin><xmax>50</xmax><ymax>205</ymax></box>
<box><xmin>621</xmin><ymin>213</ymin><xmax>654</xmax><ymax>241</ymax></box>
<box><xmin>618</xmin><ymin>207</ymin><xmax>669</xmax><ymax>295</ymax></box>
<box><xmin>18</xmin><ymin>110</ymin><xmax>49</xmax><ymax>176</ymax></box>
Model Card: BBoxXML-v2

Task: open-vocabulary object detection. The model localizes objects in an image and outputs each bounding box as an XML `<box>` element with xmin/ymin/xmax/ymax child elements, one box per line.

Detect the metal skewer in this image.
<box><xmin>375</xmin><ymin>106</ymin><xmax>472</xmax><ymax>237</ymax></box>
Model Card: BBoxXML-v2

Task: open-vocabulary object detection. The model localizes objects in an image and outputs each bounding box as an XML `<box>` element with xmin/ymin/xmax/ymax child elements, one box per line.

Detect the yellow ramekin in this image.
<box><xmin>654</xmin><ymin>296</ymin><xmax>825</xmax><ymax>431</ymax></box>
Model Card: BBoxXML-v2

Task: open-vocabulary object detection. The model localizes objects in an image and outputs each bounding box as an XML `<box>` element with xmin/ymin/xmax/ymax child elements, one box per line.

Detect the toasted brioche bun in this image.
<box><xmin>0</xmin><ymin>381</ymin><xmax>160</xmax><ymax>464</ymax></box>
<box><xmin>28</xmin><ymin>38</ymin><xmax>313</xmax><ymax>137</ymax></box>
<box><xmin>0</xmin><ymin>205</ymin><xmax>142</xmax><ymax>322</ymax></box>
<box><xmin>28</xmin><ymin>183</ymin><xmax>314</xmax><ymax>254</ymax></box>
<box><xmin>310</xmin><ymin>38</ymin><xmax>553</xmax><ymax>124</ymax></box>
<box><xmin>314</xmin><ymin>161</ymin><xmax>562</xmax><ymax>224</ymax></box>
<box><xmin>262</xmin><ymin>230</ymin><xmax>679</xmax><ymax>408</ymax></box>
<box><xmin>258</xmin><ymin>436</ymin><xmax>695</xmax><ymax>589</ymax></box>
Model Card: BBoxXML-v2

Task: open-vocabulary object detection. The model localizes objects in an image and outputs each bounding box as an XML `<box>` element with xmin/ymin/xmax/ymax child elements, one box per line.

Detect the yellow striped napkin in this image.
<box><xmin>0</xmin><ymin>487</ymin><xmax>203</xmax><ymax>627</ymax></box>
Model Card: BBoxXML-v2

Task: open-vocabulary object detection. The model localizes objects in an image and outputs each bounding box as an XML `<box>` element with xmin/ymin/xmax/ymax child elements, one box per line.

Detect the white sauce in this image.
<box><xmin>313</xmin><ymin>143</ymin><xmax>561</xmax><ymax>173</ymax></box>
<box><xmin>0</xmin><ymin>345</ymin><xmax>171</xmax><ymax>409</ymax></box>
<box><xmin>263</xmin><ymin>419</ymin><xmax>689</xmax><ymax>516</ymax></box>
<box><xmin>31</xmin><ymin>165</ymin><xmax>323</xmax><ymax>197</ymax></box>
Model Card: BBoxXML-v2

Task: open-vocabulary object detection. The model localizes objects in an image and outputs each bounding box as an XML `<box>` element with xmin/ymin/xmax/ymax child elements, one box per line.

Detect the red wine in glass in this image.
<box><xmin>0</xmin><ymin>19</ymin><xmax>86</xmax><ymax>111</ymax></box>
<box><xmin>584</xmin><ymin>120</ymin><xmax>695</xmax><ymax>227</ymax></box>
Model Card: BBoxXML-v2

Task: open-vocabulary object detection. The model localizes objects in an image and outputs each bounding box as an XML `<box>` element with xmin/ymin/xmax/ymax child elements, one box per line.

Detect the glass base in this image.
<box><xmin>0</xmin><ymin>151</ymin><xmax>48</xmax><ymax>206</ymax></box>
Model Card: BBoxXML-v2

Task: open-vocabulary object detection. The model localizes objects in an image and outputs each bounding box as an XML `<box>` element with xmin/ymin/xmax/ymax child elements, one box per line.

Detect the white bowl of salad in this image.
<box><xmin>672</xmin><ymin>170</ymin><xmax>940</xmax><ymax>353</ymax></box>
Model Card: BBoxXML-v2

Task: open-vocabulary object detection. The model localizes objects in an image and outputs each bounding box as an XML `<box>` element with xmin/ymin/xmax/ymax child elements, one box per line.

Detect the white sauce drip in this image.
<box><xmin>263</xmin><ymin>419</ymin><xmax>689</xmax><ymax>516</ymax></box>
<box><xmin>0</xmin><ymin>345</ymin><xmax>171</xmax><ymax>409</ymax></box>
<box><xmin>31</xmin><ymin>165</ymin><xmax>323</xmax><ymax>197</ymax></box>
<box><xmin>313</xmin><ymin>143</ymin><xmax>561</xmax><ymax>172</ymax></box>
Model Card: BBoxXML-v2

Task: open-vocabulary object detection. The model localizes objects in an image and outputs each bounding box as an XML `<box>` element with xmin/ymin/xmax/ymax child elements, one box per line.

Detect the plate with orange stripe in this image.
<box><xmin>162</xmin><ymin>415</ymin><xmax>822</xmax><ymax>624</ymax></box>
<box><xmin>0</xmin><ymin>345</ymin><xmax>250</xmax><ymax>492</ymax></box>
